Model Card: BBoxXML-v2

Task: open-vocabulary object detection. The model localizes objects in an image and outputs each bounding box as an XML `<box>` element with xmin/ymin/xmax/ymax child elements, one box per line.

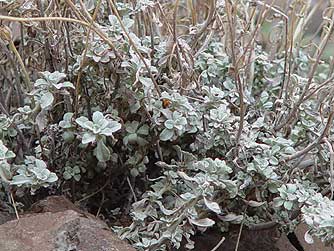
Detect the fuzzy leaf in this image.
<box><xmin>82</xmin><ymin>132</ymin><xmax>96</xmax><ymax>144</ymax></box>
<box><xmin>95</xmin><ymin>140</ymin><xmax>110</xmax><ymax>162</ymax></box>
<box><xmin>203</xmin><ymin>197</ymin><xmax>221</xmax><ymax>214</ymax></box>
<box><xmin>189</xmin><ymin>218</ymin><xmax>215</xmax><ymax>227</ymax></box>
<box><xmin>160</xmin><ymin>128</ymin><xmax>174</xmax><ymax>141</ymax></box>
<box><xmin>40</xmin><ymin>91</ymin><xmax>54</xmax><ymax>109</ymax></box>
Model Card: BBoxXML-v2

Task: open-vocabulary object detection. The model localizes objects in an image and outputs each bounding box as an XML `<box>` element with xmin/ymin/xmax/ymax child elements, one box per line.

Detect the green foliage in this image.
<box><xmin>75</xmin><ymin>111</ymin><xmax>121</xmax><ymax>162</ymax></box>
<box><xmin>10</xmin><ymin>156</ymin><xmax>58</xmax><ymax>193</ymax></box>
<box><xmin>34</xmin><ymin>71</ymin><xmax>74</xmax><ymax>110</ymax></box>
<box><xmin>1</xmin><ymin>0</ymin><xmax>334</xmax><ymax>250</ymax></box>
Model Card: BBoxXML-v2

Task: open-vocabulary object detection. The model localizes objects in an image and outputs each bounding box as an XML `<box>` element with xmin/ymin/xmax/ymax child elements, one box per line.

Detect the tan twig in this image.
<box><xmin>107</xmin><ymin>0</ymin><xmax>161</xmax><ymax>96</ymax></box>
<box><xmin>324</xmin><ymin>138</ymin><xmax>334</xmax><ymax>199</ymax></box>
<box><xmin>210</xmin><ymin>236</ymin><xmax>225</xmax><ymax>251</ymax></box>
<box><xmin>275</xmin><ymin>11</ymin><xmax>334</xmax><ymax>131</ymax></box>
<box><xmin>0</xmin><ymin>15</ymin><xmax>120</xmax><ymax>58</ymax></box>
<box><xmin>10</xmin><ymin>192</ymin><xmax>19</xmax><ymax>220</ymax></box>
<box><xmin>74</xmin><ymin>0</ymin><xmax>102</xmax><ymax>116</ymax></box>
<box><xmin>284</xmin><ymin>108</ymin><xmax>334</xmax><ymax>161</ymax></box>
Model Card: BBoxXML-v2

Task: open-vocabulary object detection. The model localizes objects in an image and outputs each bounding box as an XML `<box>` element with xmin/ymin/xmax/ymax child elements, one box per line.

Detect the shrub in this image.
<box><xmin>1</xmin><ymin>0</ymin><xmax>334</xmax><ymax>250</ymax></box>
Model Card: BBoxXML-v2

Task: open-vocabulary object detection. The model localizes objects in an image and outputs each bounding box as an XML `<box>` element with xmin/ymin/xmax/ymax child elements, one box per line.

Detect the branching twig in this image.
<box><xmin>323</xmin><ymin>137</ymin><xmax>334</xmax><ymax>199</ymax></box>
<box><xmin>0</xmin><ymin>15</ymin><xmax>120</xmax><ymax>58</ymax></box>
<box><xmin>107</xmin><ymin>0</ymin><xmax>161</xmax><ymax>96</ymax></box>
<box><xmin>74</xmin><ymin>0</ymin><xmax>102</xmax><ymax>116</ymax></box>
<box><xmin>275</xmin><ymin>13</ymin><xmax>334</xmax><ymax>131</ymax></box>
<box><xmin>284</xmin><ymin>107</ymin><xmax>334</xmax><ymax>161</ymax></box>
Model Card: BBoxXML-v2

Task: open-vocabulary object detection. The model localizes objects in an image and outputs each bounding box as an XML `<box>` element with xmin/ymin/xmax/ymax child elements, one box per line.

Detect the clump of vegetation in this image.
<box><xmin>0</xmin><ymin>0</ymin><xmax>334</xmax><ymax>250</ymax></box>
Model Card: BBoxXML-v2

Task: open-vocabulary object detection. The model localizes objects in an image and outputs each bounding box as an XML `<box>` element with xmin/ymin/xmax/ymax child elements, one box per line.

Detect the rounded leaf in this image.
<box><xmin>160</xmin><ymin>128</ymin><xmax>174</xmax><ymax>141</ymax></box>
<box><xmin>82</xmin><ymin>132</ymin><xmax>96</xmax><ymax>144</ymax></box>
<box><xmin>164</xmin><ymin>120</ymin><xmax>174</xmax><ymax>130</ymax></box>
<box><xmin>92</xmin><ymin>111</ymin><xmax>105</xmax><ymax>124</ymax></box>
<box><xmin>304</xmin><ymin>230</ymin><xmax>314</xmax><ymax>244</ymax></box>
<box><xmin>203</xmin><ymin>197</ymin><xmax>221</xmax><ymax>214</ymax></box>
<box><xmin>95</xmin><ymin>140</ymin><xmax>111</xmax><ymax>162</ymax></box>
<box><xmin>189</xmin><ymin>217</ymin><xmax>215</xmax><ymax>227</ymax></box>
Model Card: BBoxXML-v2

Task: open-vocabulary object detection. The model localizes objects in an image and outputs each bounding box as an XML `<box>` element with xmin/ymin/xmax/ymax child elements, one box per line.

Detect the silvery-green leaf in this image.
<box><xmin>284</xmin><ymin>200</ymin><xmax>293</xmax><ymax>210</ymax></box>
<box><xmin>40</xmin><ymin>91</ymin><xmax>54</xmax><ymax>109</ymax></box>
<box><xmin>156</xmin><ymin>201</ymin><xmax>179</xmax><ymax>216</ymax></box>
<box><xmin>273</xmin><ymin>198</ymin><xmax>284</xmax><ymax>208</ymax></box>
<box><xmin>253</xmin><ymin>156</ymin><xmax>269</xmax><ymax>168</ymax></box>
<box><xmin>82</xmin><ymin>132</ymin><xmax>96</xmax><ymax>144</ymax></box>
<box><xmin>73</xmin><ymin>166</ymin><xmax>81</xmax><ymax>173</ymax></box>
<box><xmin>43</xmin><ymin>71</ymin><xmax>66</xmax><ymax>84</ymax></box>
<box><xmin>319</xmin><ymin>219</ymin><xmax>334</xmax><ymax>228</ymax></box>
<box><xmin>63</xmin><ymin>171</ymin><xmax>72</xmax><ymax>180</ymax></box>
<box><xmin>130</xmin><ymin>168</ymin><xmax>139</xmax><ymax>177</ymax></box>
<box><xmin>180</xmin><ymin>192</ymin><xmax>197</xmax><ymax>200</ymax></box>
<box><xmin>123</xmin><ymin>136</ymin><xmax>129</xmax><ymax>145</ymax></box>
<box><xmin>0</xmin><ymin>160</ymin><xmax>12</xmax><ymax>182</ymax></box>
<box><xmin>160</xmin><ymin>128</ymin><xmax>174</xmax><ymax>141</ymax></box>
<box><xmin>83</xmin><ymin>121</ymin><xmax>94</xmax><ymax>131</ymax></box>
<box><xmin>177</xmin><ymin>117</ymin><xmax>187</xmax><ymax>126</ymax></box>
<box><xmin>246</xmin><ymin>200</ymin><xmax>266</xmax><ymax>207</ymax></box>
<box><xmin>73</xmin><ymin>174</ymin><xmax>81</xmax><ymax>182</ymax></box>
<box><xmin>286</xmin><ymin>184</ymin><xmax>297</xmax><ymax>193</ymax></box>
<box><xmin>59</xmin><ymin>112</ymin><xmax>74</xmax><ymax>128</ymax></box>
<box><xmin>34</xmin><ymin>78</ymin><xmax>48</xmax><ymax>87</ymax></box>
<box><xmin>267</xmin><ymin>181</ymin><xmax>281</xmax><ymax>193</ymax></box>
<box><xmin>92</xmin><ymin>111</ymin><xmax>104</xmax><ymax>124</ymax></box>
<box><xmin>35</xmin><ymin>159</ymin><xmax>47</xmax><ymax>169</ymax></box>
<box><xmin>109</xmin><ymin>121</ymin><xmax>122</xmax><ymax>131</ymax></box>
<box><xmin>100</xmin><ymin>128</ymin><xmax>115</xmax><ymax>136</ymax></box>
<box><xmin>203</xmin><ymin>197</ymin><xmax>221</xmax><ymax>214</ymax></box>
<box><xmin>46</xmin><ymin>172</ymin><xmax>58</xmax><ymax>183</ymax></box>
<box><xmin>139</xmin><ymin>76</ymin><xmax>153</xmax><ymax>87</ymax></box>
<box><xmin>269</xmin><ymin>157</ymin><xmax>279</xmax><ymax>165</ymax></box>
<box><xmin>178</xmin><ymin>171</ymin><xmax>197</xmax><ymax>182</ymax></box>
<box><xmin>35</xmin><ymin>110</ymin><xmax>48</xmax><ymax>131</ymax></box>
<box><xmin>54</xmin><ymin>81</ymin><xmax>75</xmax><ymax>89</ymax></box>
<box><xmin>62</xmin><ymin>131</ymin><xmax>75</xmax><ymax>143</ymax></box>
<box><xmin>137</xmin><ymin>124</ymin><xmax>149</xmax><ymax>135</ymax></box>
<box><xmin>0</xmin><ymin>141</ymin><xmax>15</xmax><ymax>160</ymax></box>
<box><xmin>10</xmin><ymin>175</ymin><xmax>33</xmax><ymax>186</ymax></box>
<box><xmin>101</xmin><ymin>121</ymin><xmax>121</xmax><ymax>136</ymax></box>
<box><xmin>127</xmin><ymin>133</ymin><xmax>138</xmax><ymax>144</ymax></box>
<box><xmin>63</xmin><ymin>112</ymin><xmax>74</xmax><ymax>121</ymax></box>
<box><xmin>223</xmin><ymin>180</ymin><xmax>238</xmax><ymax>198</ymax></box>
<box><xmin>62</xmin><ymin>81</ymin><xmax>75</xmax><ymax>89</ymax></box>
<box><xmin>75</xmin><ymin>116</ymin><xmax>89</xmax><ymax>128</ymax></box>
<box><xmin>218</xmin><ymin>213</ymin><xmax>243</xmax><ymax>222</ymax></box>
<box><xmin>5</xmin><ymin>150</ymin><xmax>15</xmax><ymax>159</ymax></box>
<box><xmin>125</xmin><ymin>121</ymin><xmax>139</xmax><ymax>134</ymax></box>
<box><xmin>304</xmin><ymin>230</ymin><xmax>314</xmax><ymax>244</ymax></box>
<box><xmin>95</xmin><ymin>140</ymin><xmax>110</xmax><ymax>162</ymax></box>
<box><xmin>164</xmin><ymin>120</ymin><xmax>174</xmax><ymax>130</ymax></box>
<box><xmin>189</xmin><ymin>217</ymin><xmax>215</xmax><ymax>227</ymax></box>
<box><xmin>8</xmin><ymin>128</ymin><xmax>17</xmax><ymax>137</ymax></box>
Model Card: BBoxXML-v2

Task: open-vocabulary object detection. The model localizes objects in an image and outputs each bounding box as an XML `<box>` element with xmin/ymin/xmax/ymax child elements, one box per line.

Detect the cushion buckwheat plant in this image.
<box><xmin>1</xmin><ymin>0</ymin><xmax>334</xmax><ymax>250</ymax></box>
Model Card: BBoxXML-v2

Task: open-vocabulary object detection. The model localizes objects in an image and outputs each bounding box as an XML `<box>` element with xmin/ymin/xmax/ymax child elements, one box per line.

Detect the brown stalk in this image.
<box><xmin>107</xmin><ymin>0</ymin><xmax>161</xmax><ymax>96</ymax></box>
<box><xmin>0</xmin><ymin>15</ymin><xmax>120</xmax><ymax>58</ymax></box>
<box><xmin>74</xmin><ymin>0</ymin><xmax>102</xmax><ymax>116</ymax></box>
<box><xmin>275</xmin><ymin>12</ymin><xmax>334</xmax><ymax>131</ymax></box>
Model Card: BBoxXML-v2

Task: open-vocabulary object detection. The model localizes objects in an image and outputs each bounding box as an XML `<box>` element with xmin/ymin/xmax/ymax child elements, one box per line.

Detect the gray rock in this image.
<box><xmin>0</xmin><ymin>198</ymin><xmax>135</xmax><ymax>251</ymax></box>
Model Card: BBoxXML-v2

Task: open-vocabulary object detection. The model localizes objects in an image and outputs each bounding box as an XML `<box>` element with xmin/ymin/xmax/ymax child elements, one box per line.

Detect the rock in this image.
<box><xmin>0</xmin><ymin>196</ymin><xmax>135</xmax><ymax>251</ymax></box>
<box><xmin>28</xmin><ymin>195</ymin><xmax>83</xmax><ymax>214</ymax></box>
<box><xmin>0</xmin><ymin>211</ymin><xmax>14</xmax><ymax>225</ymax></box>
<box><xmin>294</xmin><ymin>223</ymin><xmax>333</xmax><ymax>251</ymax></box>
